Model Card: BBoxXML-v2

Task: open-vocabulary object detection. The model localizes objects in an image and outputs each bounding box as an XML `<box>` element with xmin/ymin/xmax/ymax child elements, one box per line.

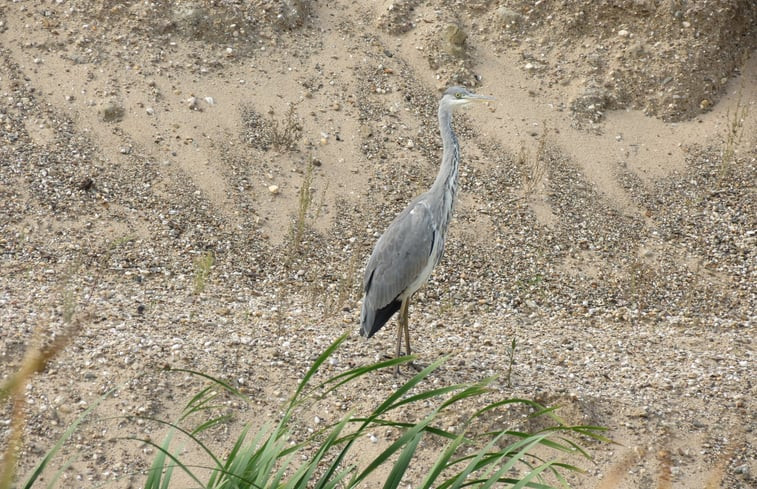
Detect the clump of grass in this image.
<box><xmin>242</xmin><ymin>104</ymin><xmax>303</xmax><ymax>152</ymax></box>
<box><xmin>287</xmin><ymin>160</ymin><xmax>315</xmax><ymax>264</ymax></box>
<box><xmin>717</xmin><ymin>92</ymin><xmax>747</xmax><ymax>186</ymax></box>
<box><xmin>193</xmin><ymin>250</ymin><xmax>215</xmax><ymax>294</ymax></box>
<box><xmin>10</xmin><ymin>335</ymin><xmax>608</xmax><ymax>488</ymax></box>
<box><xmin>270</xmin><ymin>104</ymin><xmax>303</xmax><ymax>152</ymax></box>
<box><xmin>505</xmin><ymin>337</ymin><xmax>517</xmax><ymax>388</ymax></box>
<box><xmin>519</xmin><ymin>126</ymin><xmax>549</xmax><ymax>197</ymax></box>
<box><xmin>136</xmin><ymin>335</ymin><xmax>607</xmax><ymax>488</ymax></box>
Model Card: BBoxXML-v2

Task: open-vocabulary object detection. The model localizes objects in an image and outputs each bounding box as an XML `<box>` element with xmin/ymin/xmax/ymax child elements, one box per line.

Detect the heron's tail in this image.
<box><xmin>360</xmin><ymin>297</ymin><xmax>401</xmax><ymax>338</ymax></box>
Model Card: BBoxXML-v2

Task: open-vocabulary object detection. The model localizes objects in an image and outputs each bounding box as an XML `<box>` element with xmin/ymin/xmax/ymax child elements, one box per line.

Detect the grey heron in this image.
<box><xmin>359</xmin><ymin>86</ymin><xmax>493</xmax><ymax>374</ymax></box>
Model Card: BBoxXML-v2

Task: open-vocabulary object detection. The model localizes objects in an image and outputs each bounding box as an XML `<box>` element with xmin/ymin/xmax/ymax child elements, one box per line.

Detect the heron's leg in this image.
<box><xmin>403</xmin><ymin>300</ymin><xmax>423</xmax><ymax>372</ymax></box>
<box><xmin>403</xmin><ymin>304</ymin><xmax>411</xmax><ymax>357</ymax></box>
<box><xmin>394</xmin><ymin>299</ymin><xmax>408</xmax><ymax>376</ymax></box>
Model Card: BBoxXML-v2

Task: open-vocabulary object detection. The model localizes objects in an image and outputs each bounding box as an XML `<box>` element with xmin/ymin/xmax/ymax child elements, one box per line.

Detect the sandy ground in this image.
<box><xmin>1</xmin><ymin>1</ymin><xmax>756</xmax><ymax>488</ymax></box>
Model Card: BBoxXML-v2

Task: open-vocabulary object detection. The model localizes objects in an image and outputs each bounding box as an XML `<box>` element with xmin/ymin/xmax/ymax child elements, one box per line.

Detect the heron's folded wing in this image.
<box><xmin>363</xmin><ymin>201</ymin><xmax>436</xmax><ymax>310</ymax></box>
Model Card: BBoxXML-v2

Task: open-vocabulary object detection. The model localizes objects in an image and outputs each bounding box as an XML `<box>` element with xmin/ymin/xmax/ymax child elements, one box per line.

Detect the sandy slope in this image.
<box><xmin>1</xmin><ymin>1</ymin><xmax>755</xmax><ymax>488</ymax></box>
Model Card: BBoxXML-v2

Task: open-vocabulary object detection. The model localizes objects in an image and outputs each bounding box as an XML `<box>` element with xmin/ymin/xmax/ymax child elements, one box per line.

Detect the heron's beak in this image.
<box><xmin>466</xmin><ymin>93</ymin><xmax>495</xmax><ymax>103</ymax></box>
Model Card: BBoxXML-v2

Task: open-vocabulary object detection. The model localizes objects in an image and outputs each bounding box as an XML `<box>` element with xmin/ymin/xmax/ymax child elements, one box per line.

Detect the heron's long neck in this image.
<box><xmin>431</xmin><ymin>106</ymin><xmax>460</xmax><ymax>233</ymax></box>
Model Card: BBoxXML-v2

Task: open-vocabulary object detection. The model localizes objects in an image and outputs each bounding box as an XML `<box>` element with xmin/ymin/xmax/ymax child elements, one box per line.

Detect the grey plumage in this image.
<box><xmin>359</xmin><ymin>86</ymin><xmax>493</xmax><ymax>374</ymax></box>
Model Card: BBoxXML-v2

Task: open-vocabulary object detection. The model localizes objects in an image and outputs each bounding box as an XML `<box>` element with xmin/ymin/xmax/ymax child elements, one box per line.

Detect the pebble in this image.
<box><xmin>268</xmin><ymin>185</ymin><xmax>280</xmax><ymax>195</ymax></box>
<box><xmin>100</xmin><ymin>101</ymin><xmax>125</xmax><ymax>122</ymax></box>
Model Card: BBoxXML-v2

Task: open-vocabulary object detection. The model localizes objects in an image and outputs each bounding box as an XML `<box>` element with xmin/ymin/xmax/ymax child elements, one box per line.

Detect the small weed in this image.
<box><xmin>330</xmin><ymin>245</ymin><xmax>360</xmax><ymax>313</ymax></box>
<box><xmin>287</xmin><ymin>160</ymin><xmax>315</xmax><ymax>263</ymax></box>
<box><xmin>193</xmin><ymin>251</ymin><xmax>215</xmax><ymax>294</ymax></box>
<box><xmin>519</xmin><ymin>126</ymin><xmax>549</xmax><ymax>197</ymax></box>
<box><xmin>242</xmin><ymin>104</ymin><xmax>303</xmax><ymax>152</ymax></box>
<box><xmin>270</xmin><ymin>104</ymin><xmax>303</xmax><ymax>152</ymax></box>
<box><xmin>718</xmin><ymin>92</ymin><xmax>747</xmax><ymax>186</ymax></box>
<box><xmin>505</xmin><ymin>337</ymin><xmax>517</xmax><ymax>388</ymax></box>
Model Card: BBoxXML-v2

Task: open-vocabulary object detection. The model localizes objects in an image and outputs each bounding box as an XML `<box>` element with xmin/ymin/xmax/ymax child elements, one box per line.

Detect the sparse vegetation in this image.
<box><xmin>717</xmin><ymin>93</ymin><xmax>747</xmax><ymax>186</ymax></box>
<box><xmin>287</xmin><ymin>160</ymin><xmax>316</xmax><ymax>264</ymax></box>
<box><xmin>505</xmin><ymin>337</ymin><xmax>517</xmax><ymax>388</ymax></box>
<box><xmin>193</xmin><ymin>250</ymin><xmax>215</xmax><ymax>294</ymax></box>
<box><xmin>242</xmin><ymin>104</ymin><xmax>303</xmax><ymax>152</ymax></box>
<box><xmin>11</xmin><ymin>335</ymin><xmax>606</xmax><ymax>488</ymax></box>
<box><xmin>519</xmin><ymin>127</ymin><xmax>549</xmax><ymax>198</ymax></box>
<box><xmin>0</xmin><ymin>316</ymin><xmax>80</xmax><ymax>489</ymax></box>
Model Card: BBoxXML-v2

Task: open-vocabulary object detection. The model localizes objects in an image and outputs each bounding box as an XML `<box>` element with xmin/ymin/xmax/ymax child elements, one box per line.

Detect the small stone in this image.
<box><xmin>268</xmin><ymin>185</ymin><xmax>280</xmax><ymax>195</ymax></box>
<box><xmin>618</xmin><ymin>29</ymin><xmax>630</xmax><ymax>37</ymax></box>
<box><xmin>100</xmin><ymin>101</ymin><xmax>125</xmax><ymax>122</ymax></box>
<box><xmin>78</xmin><ymin>177</ymin><xmax>94</xmax><ymax>191</ymax></box>
<box><xmin>443</xmin><ymin>24</ymin><xmax>467</xmax><ymax>57</ymax></box>
<box><xmin>496</xmin><ymin>7</ymin><xmax>523</xmax><ymax>27</ymax></box>
<box><xmin>699</xmin><ymin>99</ymin><xmax>711</xmax><ymax>109</ymax></box>
<box><xmin>734</xmin><ymin>464</ymin><xmax>749</xmax><ymax>476</ymax></box>
<box><xmin>187</xmin><ymin>96</ymin><xmax>200</xmax><ymax>110</ymax></box>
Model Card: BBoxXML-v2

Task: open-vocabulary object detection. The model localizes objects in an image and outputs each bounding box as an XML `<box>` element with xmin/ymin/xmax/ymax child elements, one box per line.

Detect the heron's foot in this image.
<box><xmin>388</xmin><ymin>361</ymin><xmax>423</xmax><ymax>376</ymax></box>
<box><xmin>408</xmin><ymin>361</ymin><xmax>424</xmax><ymax>372</ymax></box>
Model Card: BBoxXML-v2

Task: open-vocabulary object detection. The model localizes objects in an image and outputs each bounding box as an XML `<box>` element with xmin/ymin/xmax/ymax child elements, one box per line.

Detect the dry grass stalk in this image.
<box><xmin>0</xmin><ymin>321</ymin><xmax>80</xmax><ymax>489</ymax></box>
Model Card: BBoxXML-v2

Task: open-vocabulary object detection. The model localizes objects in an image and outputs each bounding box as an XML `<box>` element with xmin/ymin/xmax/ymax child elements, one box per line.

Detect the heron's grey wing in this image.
<box><xmin>360</xmin><ymin>200</ymin><xmax>436</xmax><ymax>337</ymax></box>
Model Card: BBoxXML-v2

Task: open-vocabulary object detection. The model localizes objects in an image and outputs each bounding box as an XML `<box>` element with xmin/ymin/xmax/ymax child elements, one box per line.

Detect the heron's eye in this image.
<box><xmin>455</xmin><ymin>92</ymin><xmax>462</xmax><ymax>99</ymax></box>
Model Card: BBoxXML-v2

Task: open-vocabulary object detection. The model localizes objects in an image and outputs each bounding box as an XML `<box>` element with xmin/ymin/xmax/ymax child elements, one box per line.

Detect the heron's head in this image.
<box><xmin>441</xmin><ymin>86</ymin><xmax>494</xmax><ymax>110</ymax></box>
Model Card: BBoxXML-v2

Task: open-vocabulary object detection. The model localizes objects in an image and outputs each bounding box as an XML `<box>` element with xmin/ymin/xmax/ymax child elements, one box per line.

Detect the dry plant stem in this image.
<box><xmin>0</xmin><ymin>322</ymin><xmax>79</xmax><ymax>489</ymax></box>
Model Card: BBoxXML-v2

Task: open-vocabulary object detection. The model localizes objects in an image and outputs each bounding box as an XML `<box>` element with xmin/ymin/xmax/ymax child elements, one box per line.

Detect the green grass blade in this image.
<box><xmin>143</xmin><ymin>430</ymin><xmax>172</xmax><ymax>489</ymax></box>
<box><xmin>418</xmin><ymin>430</ymin><xmax>467</xmax><ymax>489</ymax></box>
<box><xmin>139</xmin><ymin>435</ymin><xmax>205</xmax><ymax>489</ymax></box>
<box><xmin>286</xmin><ymin>413</ymin><xmax>350</xmax><ymax>489</ymax></box>
<box><xmin>444</xmin><ymin>430</ymin><xmax>514</xmax><ymax>489</ymax></box>
<box><xmin>288</xmin><ymin>333</ymin><xmax>349</xmax><ymax>408</ymax></box>
<box><xmin>41</xmin><ymin>456</ymin><xmax>76</xmax><ymax>489</ymax></box>
<box><xmin>382</xmin><ymin>431</ymin><xmax>423</xmax><ymax>489</ymax></box>
<box><xmin>369</xmin><ymin>356</ymin><xmax>447</xmax><ymax>417</ymax></box>
<box><xmin>190</xmin><ymin>413</ymin><xmax>233</xmax><ymax>436</ymax></box>
<box><xmin>168</xmin><ymin>368</ymin><xmax>247</xmax><ymax>401</ymax></box>
<box><xmin>123</xmin><ymin>415</ymin><xmax>225</xmax><ymax>472</ymax></box>
<box><xmin>510</xmin><ymin>460</ymin><xmax>556</xmax><ymax>489</ymax></box>
<box><xmin>351</xmin><ymin>412</ymin><xmax>435</xmax><ymax>487</ymax></box>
